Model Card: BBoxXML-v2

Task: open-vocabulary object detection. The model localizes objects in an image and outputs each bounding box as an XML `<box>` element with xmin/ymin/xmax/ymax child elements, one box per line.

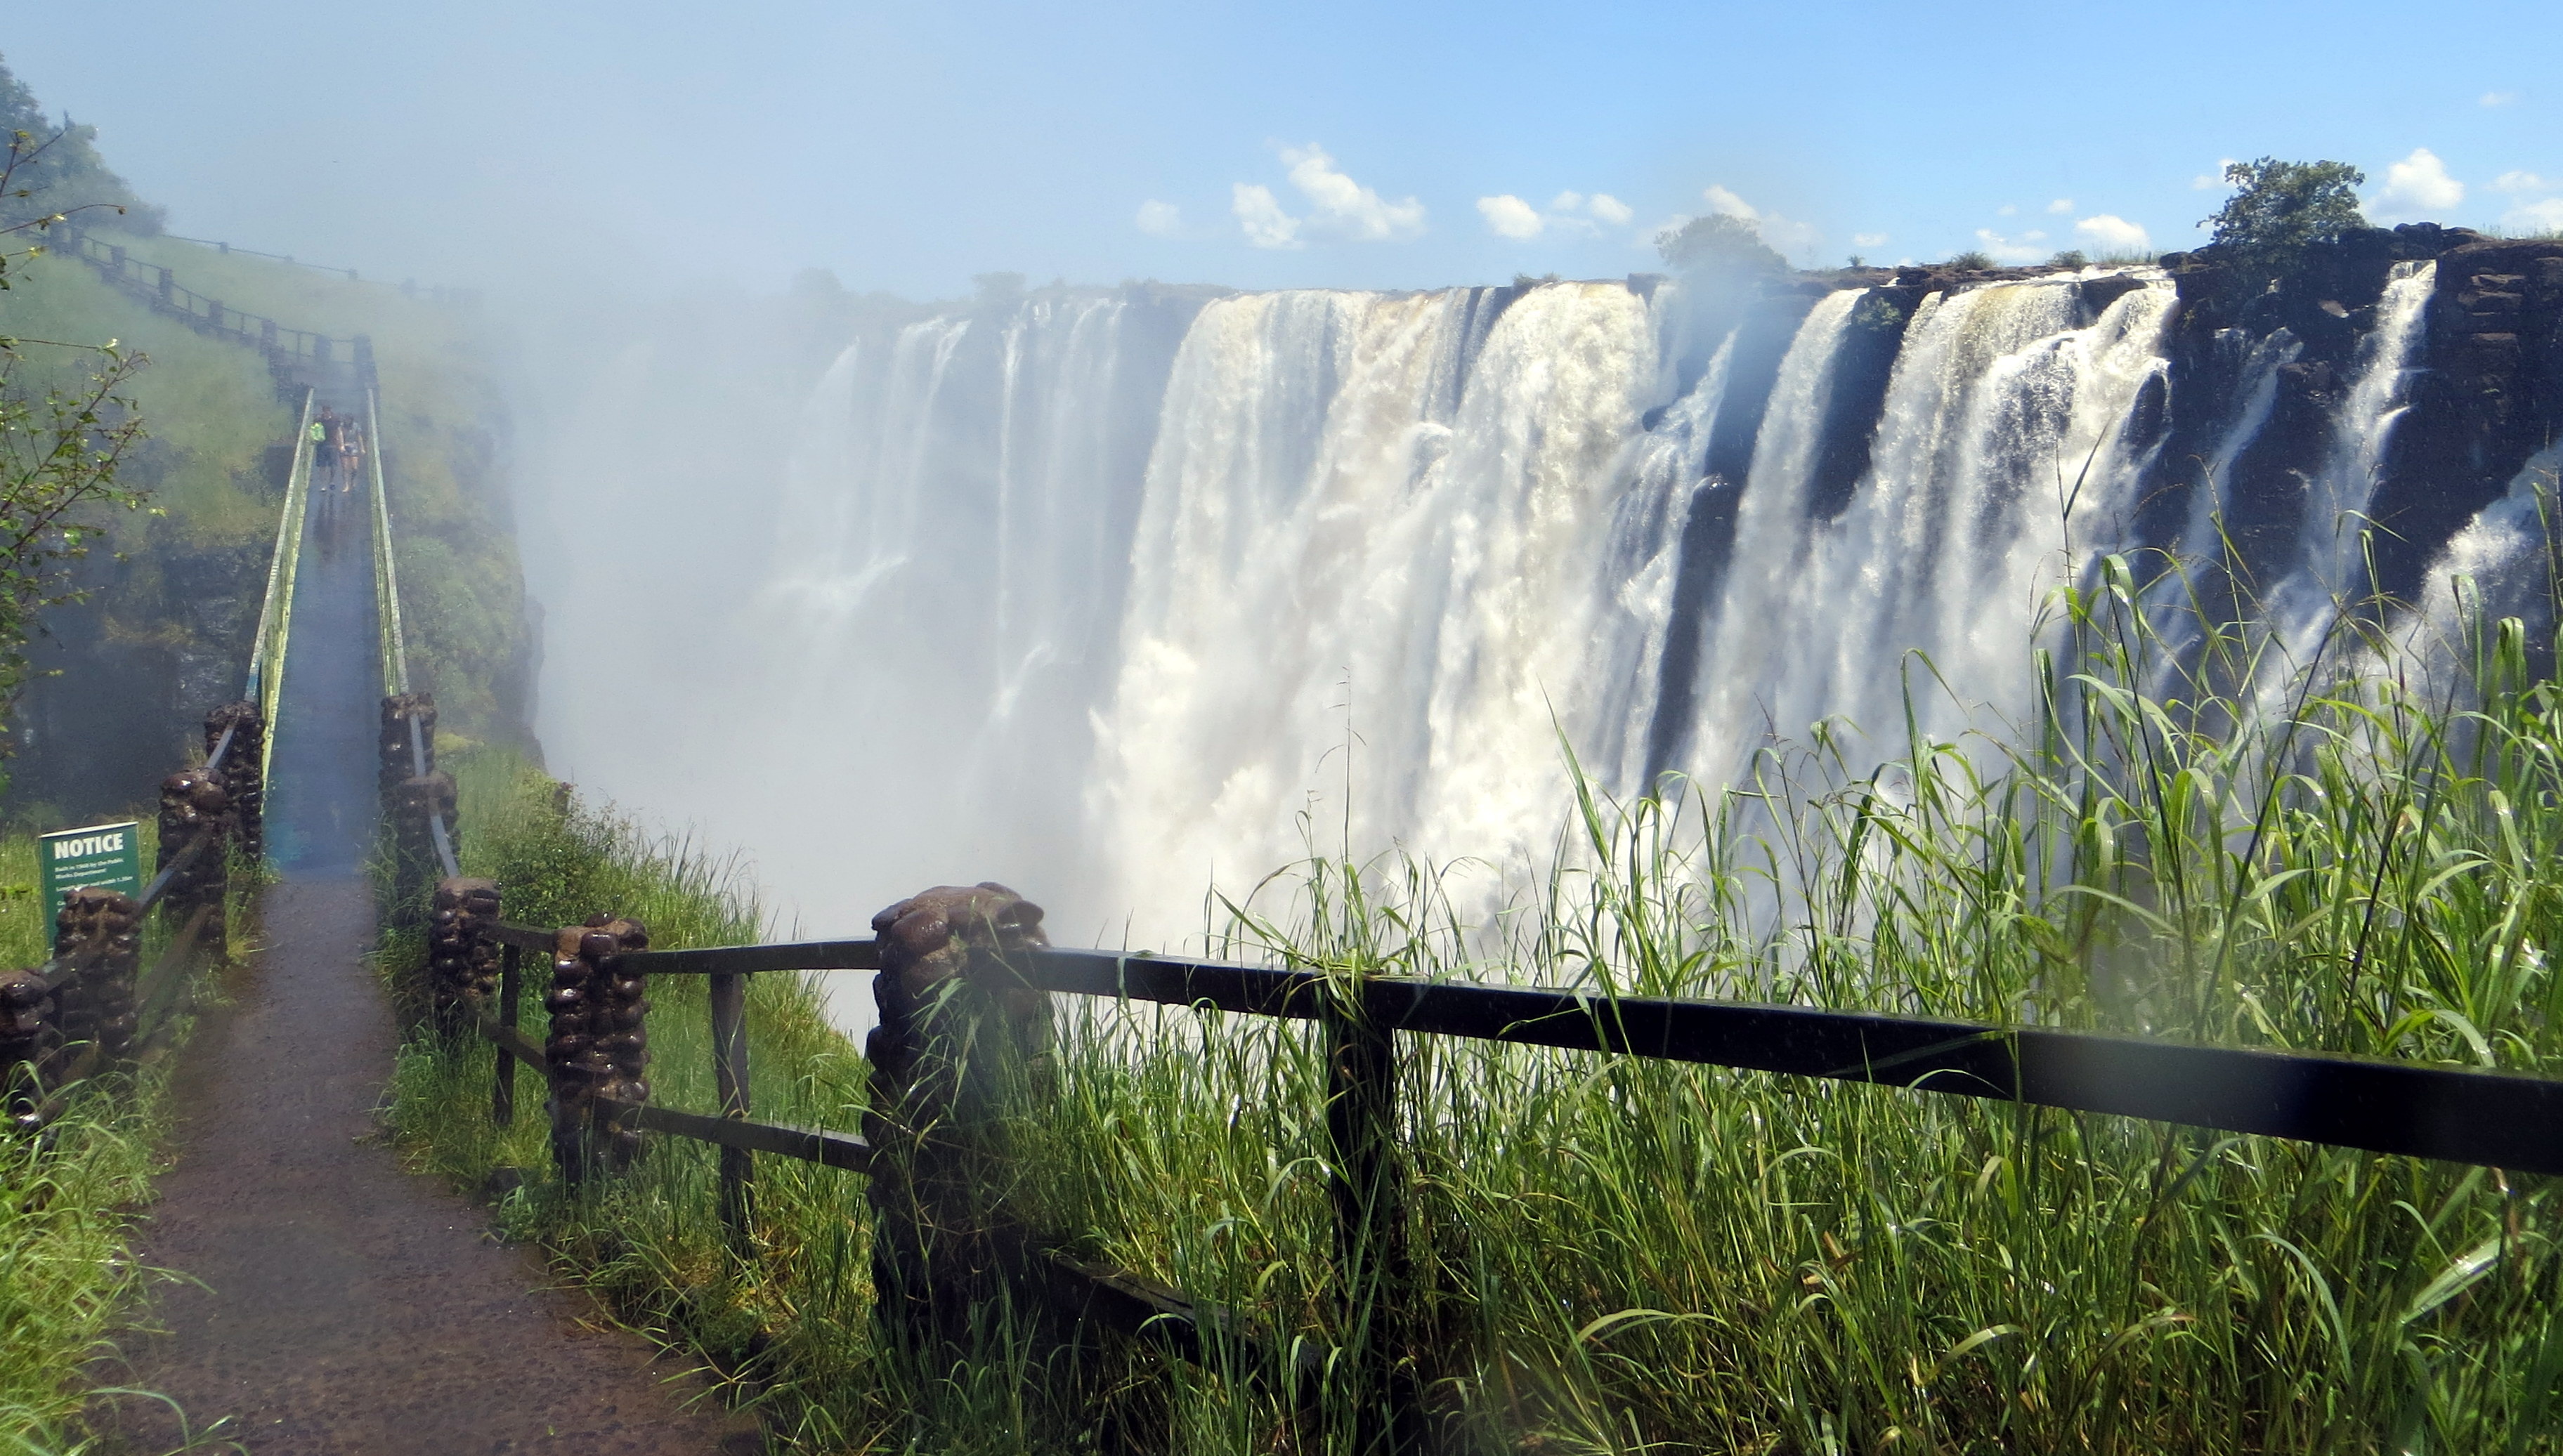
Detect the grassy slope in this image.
<box><xmin>1</xmin><ymin>233</ymin><xmax>530</xmax><ymax>825</ymax></box>
<box><xmin>84</xmin><ymin>232</ymin><xmax>537</xmax><ymax>744</ymax></box>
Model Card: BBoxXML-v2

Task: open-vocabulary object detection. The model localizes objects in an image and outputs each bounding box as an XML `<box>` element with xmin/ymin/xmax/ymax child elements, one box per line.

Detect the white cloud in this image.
<box><xmin>1478</xmin><ymin>194</ymin><xmax>1545</xmax><ymax>240</ymax></box>
<box><xmin>1698</xmin><ymin>185</ymin><xmax>1822</xmax><ymax>258</ymax></box>
<box><xmin>2075</xmin><ymin>214</ymin><xmax>2151</xmax><ymax>253</ymax></box>
<box><xmin>2509</xmin><ymin>197</ymin><xmax>2563</xmax><ymax>232</ymax></box>
<box><xmin>1135</xmin><ymin>200</ymin><xmax>1182</xmax><ymax>238</ymax></box>
<box><xmin>1851</xmin><ymin>231</ymin><xmax>1889</xmax><ymax>249</ymax></box>
<box><xmin>1279</xmin><ymin>144</ymin><xmax>1426</xmax><ymax>242</ymax></box>
<box><xmin>2193</xmin><ymin>158</ymin><xmax>2240</xmax><ymax>190</ymax></box>
<box><xmin>2484</xmin><ymin>171</ymin><xmax>2558</xmax><ymax>232</ymax></box>
<box><xmin>1702</xmin><ymin>185</ymin><xmax>1756</xmax><ymax>219</ymax></box>
<box><xmin>1974</xmin><ymin>228</ymin><xmax>2046</xmax><ymax>265</ymax></box>
<box><xmin>1232</xmin><ymin>183</ymin><xmax>1303</xmax><ymax>249</ymax></box>
<box><xmin>1478</xmin><ymin>189</ymin><xmax>1638</xmax><ymax>241</ymax></box>
<box><xmin>2047</xmin><ymin>198</ymin><xmax>2075</xmax><ymax>214</ymax></box>
<box><xmin>1997</xmin><ymin>204</ymin><xmax>2019</xmax><ymax>217</ymax></box>
<box><xmin>2370</xmin><ymin>147</ymin><xmax>2465</xmax><ymax>221</ymax></box>
<box><xmin>1230</xmin><ymin>145</ymin><xmax>1427</xmax><ymax>248</ymax></box>
<box><xmin>2483</xmin><ymin>91</ymin><xmax>2519</xmax><ymax>107</ymax></box>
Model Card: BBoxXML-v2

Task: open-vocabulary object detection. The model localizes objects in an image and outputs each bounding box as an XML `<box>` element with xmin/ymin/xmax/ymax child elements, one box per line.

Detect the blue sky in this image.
<box><xmin>6</xmin><ymin>0</ymin><xmax>2559</xmax><ymax>301</ymax></box>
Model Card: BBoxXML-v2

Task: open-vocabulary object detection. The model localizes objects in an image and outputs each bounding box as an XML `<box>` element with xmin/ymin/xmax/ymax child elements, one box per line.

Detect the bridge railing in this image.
<box><xmin>0</xmin><ymin>393</ymin><xmax>330</xmax><ymax>1127</ymax></box>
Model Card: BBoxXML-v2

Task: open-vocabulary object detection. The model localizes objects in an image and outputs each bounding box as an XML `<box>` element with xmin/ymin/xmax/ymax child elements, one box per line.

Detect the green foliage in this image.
<box><xmin>2202</xmin><ymin>157</ymin><xmax>2369</xmax><ymax>283</ymax></box>
<box><xmin>2048</xmin><ymin>248</ymin><xmax>2089</xmax><ymax>269</ymax></box>
<box><xmin>1655</xmin><ymin>213</ymin><xmax>1786</xmax><ymax>280</ymax></box>
<box><xmin>1947</xmin><ymin>248</ymin><xmax>1995</xmax><ymax>270</ymax></box>
<box><xmin>0</xmin><ymin>55</ymin><xmax>161</xmax><ymax>237</ymax></box>
<box><xmin>0</xmin><ymin>339</ymin><xmax>148</xmax><ymax>773</ymax></box>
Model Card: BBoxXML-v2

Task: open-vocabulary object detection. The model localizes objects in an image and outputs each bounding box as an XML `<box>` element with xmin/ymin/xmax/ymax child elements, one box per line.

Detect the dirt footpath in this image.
<box><xmin>104</xmin><ymin>878</ymin><xmax>756</xmax><ymax>1455</ymax></box>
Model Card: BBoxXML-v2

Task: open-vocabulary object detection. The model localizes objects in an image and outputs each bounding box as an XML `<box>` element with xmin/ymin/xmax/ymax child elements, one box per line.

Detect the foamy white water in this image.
<box><xmin>520</xmin><ymin>263</ymin><xmax>2515</xmax><ymax>1033</ymax></box>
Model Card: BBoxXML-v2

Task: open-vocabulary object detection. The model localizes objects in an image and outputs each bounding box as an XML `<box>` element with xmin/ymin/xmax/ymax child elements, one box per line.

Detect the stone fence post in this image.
<box><xmin>157</xmin><ymin>768</ymin><xmax>229</xmax><ymax>950</ymax></box>
<box><xmin>0</xmin><ymin>966</ymin><xmax>48</xmax><ymax>1127</ymax></box>
<box><xmin>49</xmin><ymin>889</ymin><xmax>143</xmax><ymax>1067</ymax></box>
<box><xmin>863</xmin><ymin>882</ymin><xmax>1051</xmax><ymax>1350</ymax></box>
<box><xmin>544</xmin><ymin>915</ymin><xmax>651</xmax><ymax>1185</ymax></box>
<box><xmin>204</xmin><ymin>700</ymin><xmax>266</xmax><ymax>865</ymax></box>
<box><xmin>427</xmin><ymin>878</ymin><xmax>501</xmax><ymax>1033</ymax></box>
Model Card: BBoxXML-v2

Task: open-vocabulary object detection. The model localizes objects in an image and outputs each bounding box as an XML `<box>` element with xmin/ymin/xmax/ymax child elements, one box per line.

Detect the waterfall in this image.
<box><xmin>1088</xmin><ymin>282</ymin><xmax>1678</xmax><ymax>936</ymax></box>
<box><xmin>526</xmin><ymin>255</ymin><xmax>2524</xmax><ymax>1016</ymax></box>
<box><xmin>2264</xmin><ymin>261</ymin><xmax>2438</xmax><ymax>661</ymax></box>
<box><xmin>1683</xmin><ymin>276</ymin><xmax>2176</xmax><ymax>785</ymax></box>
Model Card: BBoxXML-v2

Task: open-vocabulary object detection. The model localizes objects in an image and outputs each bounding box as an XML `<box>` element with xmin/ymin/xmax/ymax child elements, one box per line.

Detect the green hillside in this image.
<box><xmin>0</xmin><ymin>236</ymin><xmax>533</xmax><ymax>824</ymax></box>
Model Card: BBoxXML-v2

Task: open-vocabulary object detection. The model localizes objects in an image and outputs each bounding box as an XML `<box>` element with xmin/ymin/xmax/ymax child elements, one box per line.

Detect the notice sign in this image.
<box><xmin>39</xmin><ymin>821</ymin><xmax>143</xmax><ymax>949</ymax></box>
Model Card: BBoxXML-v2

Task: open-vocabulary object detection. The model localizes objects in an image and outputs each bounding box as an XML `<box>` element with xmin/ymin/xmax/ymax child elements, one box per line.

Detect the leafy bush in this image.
<box><xmin>2202</xmin><ymin>157</ymin><xmax>2368</xmax><ymax>284</ymax></box>
<box><xmin>1947</xmin><ymin>249</ymin><xmax>1994</xmax><ymax>270</ymax></box>
<box><xmin>1655</xmin><ymin>214</ymin><xmax>1785</xmax><ymax>279</ymax></box>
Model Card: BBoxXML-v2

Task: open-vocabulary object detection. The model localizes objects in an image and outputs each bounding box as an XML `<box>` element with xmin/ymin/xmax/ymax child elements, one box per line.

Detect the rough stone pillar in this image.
<box><xmin>49</xmin><ymin>888</ymin><xmax>141</xmax><ymax>1065</ymax></box>
<box><xmin>204</xmin><ymin>701</ymin><xmax>266</xmax><ymax>865</ymax></box>
<box><xmin>863</xmin><ymin>882</ymin><xmax>1051</xmax><ymax>1349</ymax></box>
<box><xmin>427</xmin><ymin>878</ymin><xmax>501</xmax><ymax>1033</ymax></box>
<box><xmin>391</xmin><ymin>771</ymin><xmax>455</xmax><ymax>931</ymax></box>
<box><xmin>1</xmin><ymin>967</ymin><xmax>53</xmax><ymax>1127</ymax></box>
<box><xmin>379</xmin><ymin>692</ymin><xmax>436</xmax><ymax>811</ymax></box>
<box><xmin>544</xmin><ymin>914</ymin><xmax>651</xmax><ymax>1184</ymax></box>
<box><xmin>157</xmin><ymin>768</ymin><xmax>229</xmax><ymax>948</ymax></box>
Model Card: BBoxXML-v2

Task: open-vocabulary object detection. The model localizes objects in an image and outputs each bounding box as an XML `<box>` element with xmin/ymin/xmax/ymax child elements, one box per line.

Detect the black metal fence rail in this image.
<box><xmin>426</xmin><ymin>907</ymin><xmax>2563</xmax><ymax>1450</ymax></box>
<box><xmin>534</xmin><ymin>931</ymin><xmax>2563</xmax><ymax>1179</ymax></box>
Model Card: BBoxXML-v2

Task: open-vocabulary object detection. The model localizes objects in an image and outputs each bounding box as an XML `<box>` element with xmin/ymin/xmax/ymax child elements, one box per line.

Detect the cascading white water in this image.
<box><xmin>1685</xmin><ymin>276</ymin><xmax>2175</xmax><ymax>785</ymax></box>
<box><xmin>527</xmin><ymin>258</ymin><xmax>2507</xmax><ymax>1032</ymax></box>
<box><xmin>1090</xmin><ymin>282</ymin><xmax>1690</xmax><ymax>938</ymax></box>
<box><xmin>2263</xmin><ymin>261</ymin><xmax>2438</xmax><ymax>659</ymax></box>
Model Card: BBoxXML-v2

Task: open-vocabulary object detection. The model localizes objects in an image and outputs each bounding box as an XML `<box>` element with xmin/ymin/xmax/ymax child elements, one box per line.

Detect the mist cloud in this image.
<box><xmin>1136</xmin><ymin>199</ymin><xmax>1183</xmax><ymax>237</ymax></box>
<box><xmin>1699</xmin><ymin>184</ymin><xmax>1820</xmax><ymax>258</ymax></box>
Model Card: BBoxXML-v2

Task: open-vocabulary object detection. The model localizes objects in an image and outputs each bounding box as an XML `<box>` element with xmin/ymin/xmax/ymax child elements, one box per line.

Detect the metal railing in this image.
<box><xmin>244</xmin><ymin>391</ymin><xmax>315</xmax><ymax>787</ymax></box>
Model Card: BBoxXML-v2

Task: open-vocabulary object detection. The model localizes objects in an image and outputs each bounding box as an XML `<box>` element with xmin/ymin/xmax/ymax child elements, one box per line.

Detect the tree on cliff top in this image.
<box><xmin>2202</xmin><ymin>157</ymin><xmax>2366</xmax><ymax>284</ymax></box>
<box><xmin>1656</xmin><ymin>213</ymin><xmax>1787</xmax><ymax>282</ymax></box>
<box><xmin>0</xmin><ymin>53</ymin><xmax>162</xmax><ymax>237</ymax></box>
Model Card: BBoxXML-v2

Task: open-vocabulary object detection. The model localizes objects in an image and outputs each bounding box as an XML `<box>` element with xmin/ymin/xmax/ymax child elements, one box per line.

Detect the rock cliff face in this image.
<box><xmin>2148</xmin><ymin>226</ymin><xmax>2563</xmax><ymax>605</ymax></box>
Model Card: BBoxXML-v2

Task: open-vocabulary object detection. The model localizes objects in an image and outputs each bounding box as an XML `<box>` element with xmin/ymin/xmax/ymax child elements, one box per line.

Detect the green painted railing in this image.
<box><xmin>243</xmin><ymin>388</ymin><xmax>316</xmax><ymax>790</ymax></box>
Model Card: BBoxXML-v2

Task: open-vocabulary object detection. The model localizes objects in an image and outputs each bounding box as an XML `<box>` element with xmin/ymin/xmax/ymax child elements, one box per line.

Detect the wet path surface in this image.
<box><xmin>108</xmin><ymin>475</ymin><xmax>750</xmax><ymax>1453</ymax></box>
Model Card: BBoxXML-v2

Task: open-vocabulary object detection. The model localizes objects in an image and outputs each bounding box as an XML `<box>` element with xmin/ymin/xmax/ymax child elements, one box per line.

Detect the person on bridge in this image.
<box><xmin>340</xmin><ymin>426</ymin><xmax>362</xmax><ymax>492</ymax></box>
<box><xmin>308</xmin><ymin>412</ymin><xmax>331</xmax><ymax>486</ymax></box>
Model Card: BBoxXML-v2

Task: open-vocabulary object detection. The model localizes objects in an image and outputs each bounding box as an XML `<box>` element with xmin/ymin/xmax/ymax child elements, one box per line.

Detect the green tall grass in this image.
<box><xmin>390</xmin><ymin>526</ymin><xmax>2563</xmax><ymax>1452</ymax></box>
<box><xmin>1</xmin><ymin>816</ymin><xmax>254</xmax><ymax>1454</ymax></box>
